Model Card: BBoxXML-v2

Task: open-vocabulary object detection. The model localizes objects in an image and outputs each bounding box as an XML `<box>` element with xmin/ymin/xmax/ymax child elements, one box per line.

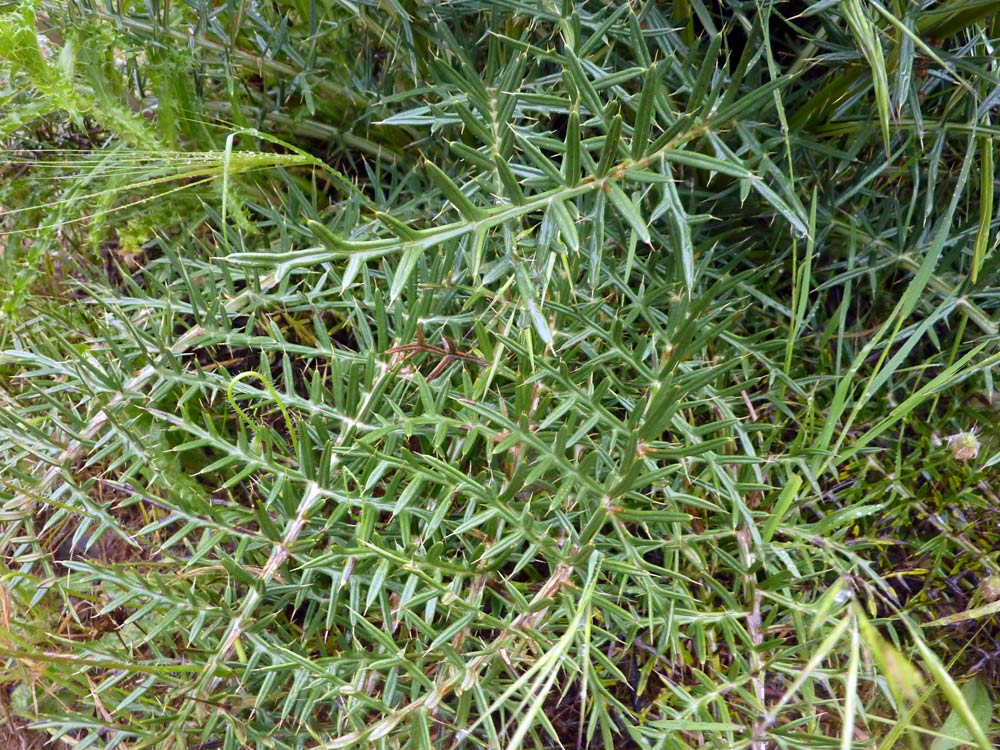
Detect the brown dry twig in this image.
<box><xmin>385</xmin><ymin>329</ymin><xmax>488</xmax><ymax>381</ymax></box>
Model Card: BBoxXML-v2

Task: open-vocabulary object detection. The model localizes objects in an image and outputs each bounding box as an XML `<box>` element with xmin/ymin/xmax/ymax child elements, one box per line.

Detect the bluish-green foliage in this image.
<box><xmin>1</xmin><ymin>1</ymin><xmax>999</xmax><ymax>748</ymax></box>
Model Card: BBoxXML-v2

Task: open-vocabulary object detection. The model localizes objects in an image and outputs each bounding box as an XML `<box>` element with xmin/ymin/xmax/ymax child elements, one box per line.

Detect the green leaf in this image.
<box><xmin>631</xmin><ymin>61</ymin><xmax>663</xmax><ymax>159</ymax></box>
<box><xmin>596</xmin><ymin>114</ymin><xmax>623</xmax><ymax>177</ymax></box>
<box><xmin>687</xmin><ymin>33</ymin><xmax>723</xmax><ymax>114</ymax></box>
<box><xmin>548</xmin><ymin>197</ymin><xmax>579</xmax><ymax>253</ymax></box>
<box><xmin>378</xmin><ymin>211</ymin><xmax>423</xmax><ymax>242</ymax></box>
<box><xmin>762</xmin><ymin>473</ymin><xmax>802</xmax><ymax>545</ymax></box>
<box><xmin>308</xmin><ymin>219</ymin><xmax>357</xmax><ymax>253</ymax></box>
<box><xmin>840</xmin><ymin>0</ymin><xmax>891</xmax><ymax>155</ymax></box>
<box><xmin>662</xmin><ymin>149</ymin><xmax>749</xmax><ymax>178</ymax></box>
<box><xmin>931</xmin><ymin>677</ymin><xmax>992</xmax><ymax>750</ymax></box>
<box><xmin>390</xmin><ymin>246</ymin><xmax>422</xmax><ymax>303</ymax></box>
<box><xmin>656</xmin><ymin>170</ymin><xmax>694</xmax><ymax>290</ymax></box>
<box><xmin>906</xmin><ymin>624</ymin><xmax>993</xmax><ymax>750</ymax></box>
<box><xmin>514</xmin><ymin>262</ymin><xmax>553</xmax><ymax>344</ymax></box>
<box><xmin>563</xmin><ymin>109</ymin><xmax>581</xmax><ymax>186</ymax></box>
<box><xmin>513</xmin><ymin>131</ymin><xmax>566</xmax><ymax>185</ymax></box>
<box><xmin>424</xmin><ymin>161</ymin><xmax>487</xmax><ymax>222</ymax></box>
<box><xmin>711</xmin><ymin>76</ymin><xmax>790</xmax><ymax>124</ymax></box>
<box><xmin>972</xmin><ymin>134</ymin><xmax>993</xmax><ymax>284</ymax></box>
<box><xmin>606</xmin><ymin>182</ymin><xmax>650</xmax><ymax>244</ymax></box>
<box><xmin>750</xmin><ymin>176</ymin><xmax>809</xmax><ymax>236</ymax></box>
<box><xmin>855</xmin><ymin>607</ymin><xmax>924</xmax><ymax>705</ymax></box>
<box><xmin>494</xmin><ymin>153</ymin><xmax>525</xmax><ymax>205</ymax></box>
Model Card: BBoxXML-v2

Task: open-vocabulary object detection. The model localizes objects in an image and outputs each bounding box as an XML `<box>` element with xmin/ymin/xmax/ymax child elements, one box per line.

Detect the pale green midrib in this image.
<box><xmin>231</xmin><ymin>121</ymin><xmax>721</xmax><ymax>267</ymax></box>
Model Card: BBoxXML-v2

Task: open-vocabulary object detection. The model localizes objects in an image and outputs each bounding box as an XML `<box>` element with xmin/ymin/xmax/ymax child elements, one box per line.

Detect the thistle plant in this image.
<box><xmin>1</xmin><ymin>1</ymin><xmax>1000</xmax><ymax>749</ymax></box>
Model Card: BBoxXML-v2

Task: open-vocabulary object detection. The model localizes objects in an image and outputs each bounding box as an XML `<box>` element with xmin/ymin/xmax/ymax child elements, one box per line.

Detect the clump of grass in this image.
<box><xmin>1</xmin><ymin>1</ymin><xmax>1000</xmax><ymax>749</ymax></box>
